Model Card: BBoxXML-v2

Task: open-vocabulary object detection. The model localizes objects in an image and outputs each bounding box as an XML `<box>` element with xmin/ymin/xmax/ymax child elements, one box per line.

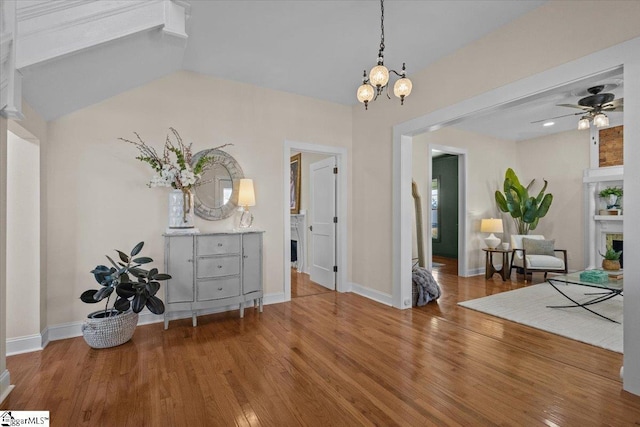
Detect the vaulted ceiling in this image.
<box><xmin>19</xmin><ymin>0</ymin><xmax>545</xmax><ymax>121</ymax></box>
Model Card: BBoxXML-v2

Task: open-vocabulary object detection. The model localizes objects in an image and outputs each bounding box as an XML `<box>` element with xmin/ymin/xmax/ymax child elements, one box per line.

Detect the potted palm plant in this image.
<box><xmin>79</xmin><ymin>241</ymin><xmax>170</xmax><ymax>348</ymax></box>
<box><xmin>494</xmin><ymin>168</ymin><xmax>553</xmax><ymax>235</ymax></box>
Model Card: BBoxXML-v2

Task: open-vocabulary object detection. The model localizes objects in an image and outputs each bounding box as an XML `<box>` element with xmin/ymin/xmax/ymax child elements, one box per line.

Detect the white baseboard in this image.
<box><xmin>349</xmin><ymin>282</ymin><xmax>393</xmax><ymax>306</ymax></box>
<box><xmin>6</xmin><ymin>334</ymin><xmax>43</xmax><ymax>356</ymax></box>
<box><xmin>0</xmin><ymin>369</ymin><xmax>14</xmax><ymax>404</ymax></box>
<box><xmin>466</xmin><ymin>267</ymin><xmax>485</xmax><ymax>277</ymax></box>
<box><xmin>8</xmin><ymin>292</ymin><xmax>287</xmax><ymax>354</ymax></box>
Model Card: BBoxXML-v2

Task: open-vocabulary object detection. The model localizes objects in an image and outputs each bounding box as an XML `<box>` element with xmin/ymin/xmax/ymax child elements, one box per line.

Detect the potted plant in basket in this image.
<box><xmin>600</xmin><ymin>245</ymin><xmax>622</xmax><ymax>271</ymax></box>
<box><xmin>79</xmin><ymin>241</ymin><xmax>171</xmax><ymax>348</ymax></box>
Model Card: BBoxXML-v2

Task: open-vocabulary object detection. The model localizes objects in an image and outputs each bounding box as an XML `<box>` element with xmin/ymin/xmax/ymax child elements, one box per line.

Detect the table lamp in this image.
<box><xmin>237</xmin><ymin>178</ymin><xmax>255</xmax><ymax>228</ymax></box>
<box><xmin>480</xmin><ymin>218</ymin><xmax>503</xmax><ymax>249</ymax></box>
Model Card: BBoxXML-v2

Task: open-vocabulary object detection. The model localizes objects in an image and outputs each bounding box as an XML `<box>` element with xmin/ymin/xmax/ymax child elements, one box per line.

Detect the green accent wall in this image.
<box><xmin>432</xmin><ymin>155</ymin><xmax>458</xmax><ymax>258</ymax></box>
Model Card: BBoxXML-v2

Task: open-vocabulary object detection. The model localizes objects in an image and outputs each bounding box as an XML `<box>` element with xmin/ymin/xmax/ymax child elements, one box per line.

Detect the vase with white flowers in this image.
<box><xmin>120</xmin><ymin>128</ymin><xmax>228</xmax><ymax>231</ymax></box>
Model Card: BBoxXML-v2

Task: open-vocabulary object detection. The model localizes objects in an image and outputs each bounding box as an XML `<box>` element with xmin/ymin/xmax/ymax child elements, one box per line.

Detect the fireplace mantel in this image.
<box><xmin>583</xmin><ymin>166</ymin><xmax>623</xmax><ymax>269</ymax></box>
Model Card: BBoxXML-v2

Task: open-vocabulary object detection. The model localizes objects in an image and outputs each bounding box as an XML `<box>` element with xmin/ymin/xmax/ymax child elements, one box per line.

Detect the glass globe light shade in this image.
<box><xmin>393</xmin><ymin>77</ymin><xmax>413</xmax><ymax>99</ymax></box>
<box><xmin>356</xmin><ymin>83</ymin><xmax>375</xmax><ymax>104</ymax></box>
<box><xmin>369</xmin><ymin>65</ymin><xmax>389</xmax><ymax>88</ymax></box>
<box><xmin>577</xmin><ymin>117</ymin><xmax>590</xmax><ymax>130</ymax></box>
<box><xmin>593</xmin><ymin>113</ymin><xmax>609</xmax><ymax>128</ymax></box>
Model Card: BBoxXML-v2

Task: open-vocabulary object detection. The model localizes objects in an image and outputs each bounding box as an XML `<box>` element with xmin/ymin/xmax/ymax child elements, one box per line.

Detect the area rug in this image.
<box><xmin>458</xmin><ymin>283</ymin><xmax>622</xmax><ymax>353</ymax></box>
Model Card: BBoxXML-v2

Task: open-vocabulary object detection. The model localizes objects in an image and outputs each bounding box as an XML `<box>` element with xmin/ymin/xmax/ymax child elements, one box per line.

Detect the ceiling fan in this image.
<box><xmin>531</xmin><ymin>85</ymin><xmax>624</xmax><ymax>128</ymax></box>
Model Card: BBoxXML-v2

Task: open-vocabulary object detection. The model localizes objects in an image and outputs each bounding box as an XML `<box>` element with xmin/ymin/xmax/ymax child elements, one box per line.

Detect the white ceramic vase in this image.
<box><xmin>168</xmin><ymin>188</ymin><xmax>195</xmax><ymax>229</ymax></box>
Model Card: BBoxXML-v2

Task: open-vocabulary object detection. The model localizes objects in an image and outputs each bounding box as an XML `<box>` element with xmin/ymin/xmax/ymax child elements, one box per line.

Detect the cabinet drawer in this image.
<box><xmin>197</xmin><ymin>235</ymin><xmax>240</xmax><ymax>256</ymax></box>
<box><xmin>197</xmin><ymin>277</ymin><xmax>240</xmax><ymax>301</ymax></box>
<box><xmin>197</xmin><ymin>255</ymin><xmax>240</xmax><ymax>278</ymax></box>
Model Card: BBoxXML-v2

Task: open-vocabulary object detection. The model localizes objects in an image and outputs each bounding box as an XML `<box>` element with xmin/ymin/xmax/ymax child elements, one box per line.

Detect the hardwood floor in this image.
<box><xmin>3</xmin><ymin>268</ymin><xmax>640</xmax><ymax>425</ymax></box>
<box><xmin>291</xmin><ymin>268</ymin><xmax>333</xmax><ymax>298</ymax></box>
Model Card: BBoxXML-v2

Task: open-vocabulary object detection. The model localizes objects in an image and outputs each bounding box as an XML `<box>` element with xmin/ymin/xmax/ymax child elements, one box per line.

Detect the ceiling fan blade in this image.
<box><xmin>530</xmin><ymin>111</ymin><xmax>584</xmax><ymax>124</ymax></box>
<box><xmin>601</xmin><ymin>98</ymin><xmax>623</xmax><ymax>110</ymax></box>
<box><xmin>557</xmin><ymin>103</ymin><xmax>593</xmax><ymax>111</ymax></box>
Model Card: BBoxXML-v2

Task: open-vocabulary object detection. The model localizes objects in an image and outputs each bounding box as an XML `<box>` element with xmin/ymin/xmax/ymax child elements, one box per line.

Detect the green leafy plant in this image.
<box><xmin>598</xmin><ymin>187</ymin><xmax>623</xmax><ymax>198</ymax></box>
<box><xmin>80</xmin><ymin>242</ymin><xmax>171</xmax><ymax>317</ymax></box>
<box><xmin>495</xmin><ymin>168</ymin><xmax>553</xmax><ymax>235</ymax></box>
<box><xmin>600</xmin><ymin>246</ymin><xmax>622</xmax><ymax>260</ymax></box>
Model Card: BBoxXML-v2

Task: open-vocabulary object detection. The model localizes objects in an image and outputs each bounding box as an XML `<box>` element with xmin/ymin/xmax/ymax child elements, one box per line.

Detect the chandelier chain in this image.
<box><xmin>378</xmin><ymin>0</ymin><xmax>385</xmax><ymax>58</ymax></box>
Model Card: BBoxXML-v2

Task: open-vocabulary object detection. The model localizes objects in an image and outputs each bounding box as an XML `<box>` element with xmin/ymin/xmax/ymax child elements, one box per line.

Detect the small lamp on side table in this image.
<box><xmin>237</xmin><ymin>178</ymin><xmax>256</xmax><ymax>228</ymax></box>
<box><xmin>481</xmin><ymin>218</ymin><xmax>503</xmax><ymax>249</ymax></box>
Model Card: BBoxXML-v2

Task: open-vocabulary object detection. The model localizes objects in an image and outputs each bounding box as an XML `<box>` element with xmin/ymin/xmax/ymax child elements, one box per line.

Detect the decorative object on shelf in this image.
<box><xmin>237</xmin><ymin>178</ymin><xmax>256</xmax><ymax>228</ymax></box>
<box><xmin>480</xmin><ymin>218</ymin><xmax>503</xmax><ymax>249</ymax></box>
<box><xmin>119</xmin><ymin>128</ymin><xmax>230</xmax><ymax>231</ymax></box>
<box><xmin>290</xmin><ymin>153</ymin><xmax>301</xmax><ymax>214</ymax></box>
<box><xmin>356</xmin><ymin>0</ymin><xmax>412</xmax><ymax>110</ymax></box>
<box><xmin>79</xmin><ymin>241</ymin><xmax>171</xmax><ymax>348</ymax></box>
<box><xmin>598</xmin><ymin>186</ymin><xmax>623</xmax><ymax>209</ymax></box>
<box><xmin>600</xmin><ymin>245</ymin><xmax>622</xmax><ymax>271</ymax></box>
<box><xmin>495</xmin><ymin>168</ymin><xmax>553</xmax><ymax>235</ymax></box>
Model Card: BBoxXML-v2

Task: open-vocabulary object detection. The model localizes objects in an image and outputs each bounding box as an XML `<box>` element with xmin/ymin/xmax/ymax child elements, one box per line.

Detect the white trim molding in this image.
<box><xmin>0</xmin><ymin>369</ymin><xmax>13</xmax><ymax>404</ymax></box>
<box><xmin>16</xmin><ymin>0</ymin><xmax>188</xmax><ymax>69</ymax></box>
<box><xmin>6</xmin><ymin>333</ymin><xmax>42</xmax><ymax>356</ymax></box>
<box><xmin>0</xmin><ymin>0</ymin><xmax>23</xmax><ymax>119</ymax></box>
<box><xmin>349</xmin><ymin>283</ymin><xmax>393</xmax><ymax>307</ymax></box>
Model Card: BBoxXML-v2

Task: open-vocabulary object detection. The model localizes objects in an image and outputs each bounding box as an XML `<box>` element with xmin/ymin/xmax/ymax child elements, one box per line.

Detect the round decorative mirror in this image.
<box><xmin>191</xmin><ymin>149</ymin><xmax>244</xmax><ymax>220</ymax></box>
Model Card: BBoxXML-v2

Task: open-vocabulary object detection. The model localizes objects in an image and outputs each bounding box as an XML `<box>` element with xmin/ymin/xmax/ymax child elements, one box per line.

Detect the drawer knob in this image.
<box><xmin>218</xmin><ymin>265</ymin><xmax>223</xmax><ymax>269</ymax></box>
<box><xmin>218</xmin><ymin>243</ymin><xmax>223</xmax><ymax>247</ymax></box>
<box><xmin>218</xmin><ymin>287</ymin><xmax>223</xmax><ymax>291</ymax></box>
<box><xmin>243</xmin><ymin>255</ymin><xmax>248</xmax><ymax>259</ymax></box>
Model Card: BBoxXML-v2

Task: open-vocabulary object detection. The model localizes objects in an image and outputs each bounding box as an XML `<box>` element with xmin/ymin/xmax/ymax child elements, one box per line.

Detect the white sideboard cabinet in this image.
<box><xmin>163</xmin><ymin>231</ymin><xmax>264</xmax><ymax>329</ymax></box>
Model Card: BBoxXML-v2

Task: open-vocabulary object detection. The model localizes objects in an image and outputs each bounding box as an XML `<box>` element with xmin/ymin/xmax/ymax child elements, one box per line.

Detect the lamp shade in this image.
<box><xmin>480</xmin><ymin>218</ymin><xmax>503</xmax><ymax>234</ymax></box>
<box><xmin>369</xmin><ymin>64</ymin><xmax>389</xmax><ymax>88</ymax></box>
<box><xmin>357</xmin><ymin>83</ymin><xmax>375</xmax><ymax>104</ymax></box>
<box><xmin>237</xmin><ymin>179</ymin><xmax>255</xmax><ymax>207</ymax></box>
<box><xmin>593</xmin><ymin>112</ymin><xmax>609</xmax><ymax>128</ymax></box>
<box><xmin>393</xmin><ymin>77</ymin><xmax>412</xmax><ymax>99</ymax></box>
<box><xmin>577</xmin><ymin>117</ymin><xmax>590</xmax><ymax>130</ymax></box>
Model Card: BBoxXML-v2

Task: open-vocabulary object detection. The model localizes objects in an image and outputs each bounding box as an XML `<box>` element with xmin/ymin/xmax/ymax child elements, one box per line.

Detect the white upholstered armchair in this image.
<box><xmin>509</xmin><ymin>235</ymin><xmax>568</xmax><ymax>282</ymax></box>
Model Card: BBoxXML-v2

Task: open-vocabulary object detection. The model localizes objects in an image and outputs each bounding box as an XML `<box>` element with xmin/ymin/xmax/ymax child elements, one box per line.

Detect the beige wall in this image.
<box><xmin>413</xmin><ymin>128</ymin><xmax>517</xmax><ymax>273</ymax></box>
<box><xmin>9</xmin><ymin>103</ymin><xmax>48</xmax><ymax>337</ymax></box>
<box><xmin>351</xmin><ymin>0</ymin><xmax>640</xmax><ymax>293</ymax></box>
<box><xmin>6</xmin><ymin>132</ymin><xmax>40</xmax><ymax>338</ymax></box>
<box><xmin>45</xmin><ymin>71</ymin><xmax>352</xmax><ymax>325</ymax></box>
<box><xmin>516</xmin><ymin>129</ymin><xmax>590</xmax><ymax>271</ymax></box>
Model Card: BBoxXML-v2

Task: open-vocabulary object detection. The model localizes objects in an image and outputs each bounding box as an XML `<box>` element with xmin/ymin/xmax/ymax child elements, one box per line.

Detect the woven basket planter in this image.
<box><xmin>81</xmin><ymin>309</ymin><xmax>139</xmax><ymax>349</ymax></box>
<box><xmin>602</xmin><ymin>259</ymin><xmax>621</xmax><ymax>271</ymax></box>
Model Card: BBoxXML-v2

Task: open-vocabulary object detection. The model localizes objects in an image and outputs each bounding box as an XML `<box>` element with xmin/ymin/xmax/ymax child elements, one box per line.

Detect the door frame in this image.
<box><xmin>427</xmin><ymin>145</ymin><xmax>467</xmax><ymax>273</ymax></box>
<box><xmin>393</xmin><ymin>38</ymin><xmax>640</xmax><ymax>313</ymax></box>
<box><xmin>283</xmin><ymin>141</ymin><xmax>348</xmax><ymax>302</ymax></box>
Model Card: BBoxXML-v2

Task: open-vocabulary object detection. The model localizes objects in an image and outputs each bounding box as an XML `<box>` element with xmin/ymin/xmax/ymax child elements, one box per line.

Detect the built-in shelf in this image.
<box><xmin>583</xmin><ymin>165</ymin><xmax>624</xmax><ymax>270</ymax></box>
<box><xmin>594</xmin><ymin>215</ymin><xmax>624</xmax><ymax>221</ymax></box>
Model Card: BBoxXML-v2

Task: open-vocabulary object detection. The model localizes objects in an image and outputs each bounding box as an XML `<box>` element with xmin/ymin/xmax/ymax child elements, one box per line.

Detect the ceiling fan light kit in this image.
<box><xmin>356</xmin><ymin>0</ymin><xmax>412</xmax><ymax>110</ymax></box>
<box><xmin>532</xmin><ymin>84</ymin><xmax>623</xmax><ymax>130</ymax></box>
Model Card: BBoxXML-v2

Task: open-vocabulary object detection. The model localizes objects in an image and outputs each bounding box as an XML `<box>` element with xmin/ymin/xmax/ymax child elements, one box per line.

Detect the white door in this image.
<box><xmin>309</xmin><ymin>157</ymin><xmax>336</xmax><ymax>289</ymax></box>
